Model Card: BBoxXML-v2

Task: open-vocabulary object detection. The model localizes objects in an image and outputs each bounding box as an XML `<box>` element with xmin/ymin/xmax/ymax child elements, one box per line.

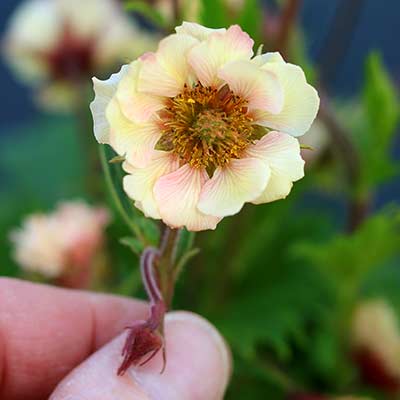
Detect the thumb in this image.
<box><xmin>50</xmin><ymin>311</ymin><xmax>231</xmax><ymax>400</ymax></box>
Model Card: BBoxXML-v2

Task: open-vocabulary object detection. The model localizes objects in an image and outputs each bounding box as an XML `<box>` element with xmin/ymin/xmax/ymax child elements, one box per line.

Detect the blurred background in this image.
<box><xmin>1</xmin><ymin>0</ymin><xmax>399</xmax><ymax>399</ymax></box>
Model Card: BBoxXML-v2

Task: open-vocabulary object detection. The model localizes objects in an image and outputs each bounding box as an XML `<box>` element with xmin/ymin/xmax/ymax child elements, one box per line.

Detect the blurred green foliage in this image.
<box><xmin>352</xmin><ymin>53</ymin><xmax>400</xmax><ymax>191</ymax></box>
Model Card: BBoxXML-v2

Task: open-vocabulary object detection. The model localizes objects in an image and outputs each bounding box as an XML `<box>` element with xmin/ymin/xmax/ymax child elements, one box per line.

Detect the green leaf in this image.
<box><xmin>216</xmin><ymin>264</ymin><xmax>329</xmax><ymax>362</ymax></box>
<box><xmin>120</xmin><ymin>236</ymin><xmax>144</xmax><ymax>255</ymax></box>
<box><xmin>292</xmin><ymin>208</ymin><xmax>400</xmax><ymax>297</ymax></box>
<box><xmin>350</xmin><ymin>52</ymin><xmax>400</xmax><ymax>188</ymax></box>
<box><xmin>364</xmin><ymin>52</ymin><xmax>399</xmax><ymax>148</ymax></box>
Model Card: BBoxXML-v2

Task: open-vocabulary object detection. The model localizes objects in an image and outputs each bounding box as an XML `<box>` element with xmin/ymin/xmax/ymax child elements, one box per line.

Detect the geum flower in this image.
<box><xmin>3</xmin><ymin>0</ymin><xmax>157</xmax><ymax>109</ymax></box>
<box><xmin>91</xmin><ymin>22</ymin><xmax>319</xmax><ymax>231</ymax></box>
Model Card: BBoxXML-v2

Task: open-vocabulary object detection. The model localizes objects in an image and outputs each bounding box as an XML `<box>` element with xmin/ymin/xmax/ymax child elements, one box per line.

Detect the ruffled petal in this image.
<box><xmin>188</xmin><ymin>25</ymin><xmax>254</xmax><ymax>87</ymax></box>
<box><xmin>197</xmin><ymin>158</ymin><xmax>270</xmax><ymax>217</ymax></box>
<box><xmin>246</xmin><ymin>131</ymin><xmax>304</xmax><ymax>204</ymax></box>
<box><xmin>90</xmin><ymin>65</ymin><xmax>129</xmax><ymax>143</ymax></box>
<box><xmin>218</xmin><ymin>60</ymin><xmax>284</xmax><ymax>114</ymax></box>
<box><xmin>116</xmin><ymin>61</ymin><xmax>165</xmax><ymax>123</ymax></box>
<box><xmin>154</xmin><ymin>165</ymin><xmax>220</xmax><ymax>231</ymax></box>
<box><xmin>106</xmin><ymin>98</ymin><xmax>160</xmax><ymax>167</ymax></box>
<box><xmin>138</xmin><ymin>33</ymin><xmax>199</xmax><ymax>97</ymax></box>
<box><xmin>123</xmin><ymin>152</ymin><xmax>179</xmax><ymax>219</ymax></box>
<box><xmin>254</xmin><ymin>62</ymin><xmax>319</xmax><ymax>137</ymax></box>
<box><xmin>175</xmin><ymin>22</ymin><xmax>226</xmax><ymax>41</ymax></box>
<box><xmin>252</xmin><ymin>51</ymin><xmax>285</xmax><ymax>66</ymax></box>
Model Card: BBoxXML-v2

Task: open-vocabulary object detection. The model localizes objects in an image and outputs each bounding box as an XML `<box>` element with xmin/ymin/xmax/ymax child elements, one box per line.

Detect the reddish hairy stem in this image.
<box><xmin>117</xmin><ymin>227</ymin><xmax>181</xmax><ymax>376</ymax></box>
<box><xmin>140</xmin><ymin>247</ymin><xmax>162</xmax><ymax>304</ymax></box>
<box><xmin>158</xmin><ymin>226</ymin><xmax>180</xmax><ymax>309</ymax></box>
<box><xmin>117</xmin><ymin>248</ymin><xmax>166</xmax><ymax>376</ymax></box>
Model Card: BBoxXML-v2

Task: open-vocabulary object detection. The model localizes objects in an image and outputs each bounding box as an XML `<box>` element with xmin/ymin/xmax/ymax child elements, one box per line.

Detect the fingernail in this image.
<box><xmin>166</xmin><ymin>311</ymin><xmax>232</xmax><ymax>382</ymax></box>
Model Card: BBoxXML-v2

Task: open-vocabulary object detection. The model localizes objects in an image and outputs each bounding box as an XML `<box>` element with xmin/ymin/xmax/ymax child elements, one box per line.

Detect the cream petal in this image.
<box><xmin>138</xmin><ymin>33</ymin><xmax>199</xmax><ymax>97</ymax></box>
<box><xmin>106</xmin><ymin>98</ymin><xmax>160</xmax><ymax>167</ymax></box>
<box><xmin>253</xmin><ymin>176</ymin><xmax>294</xmax><ymax>204</ymax></box>
<box><xmin>154</xmin><ymin>165</ymin><xmax>220</xmax><ymax>231</ymax></box>
<box><xmin>122</xmin><ymin>153</ymin><xmax>179</xmax><ymax>219</ymax></box>
<box><xmin>218</xmin><ymin>60</ymin><xmax>284</xmax><ymax>114</ymax></box>
<box><xmin>175</xmin><ymin>22</ymin><xmax>226</xmax><ymax>41</ymax></box>
<box><xmin>254</xmin><ymin>63</ymin><xmax>320</xmax><ymax>137</ymax></box>
<box><xmin>198</xmin><ymin>158</ymin><xmax>270</xmax><ymax>218</ymax></box>
<box><xmin>116</xmin><ymin>61</ymin><xmax>165</xmax><ymax>123</ymax></box>
<box><xmin>246</xmin><ymin>131</ymin><xmax>305</xmax><ymax>204</ymax></box>
<box><xmin>188</xmin><ymin>25</ymin><xmax>254</xmax><ymax>87</ymax></box>
<box><xmin>90</xmin><ymin>65</ymin><xmax>129</xmax><ymax>144</ymax></box>
<box><xmin>252</xmin><ymin>52</ymin><xmax>285</xmax><ymax>66</ymax></box>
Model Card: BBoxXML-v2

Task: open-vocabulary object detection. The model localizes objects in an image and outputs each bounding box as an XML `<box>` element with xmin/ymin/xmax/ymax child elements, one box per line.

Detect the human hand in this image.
<box><xmin>0</xmin><ymin>278</ymin><xmax>231</xmax><ymax>400</ymax></box>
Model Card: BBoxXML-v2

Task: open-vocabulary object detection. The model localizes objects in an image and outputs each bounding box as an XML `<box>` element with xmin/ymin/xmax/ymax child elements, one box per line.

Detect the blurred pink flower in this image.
<box><xmin>351</xmin><ymin>299</ymin><xmax>400</xmax><ymax>392</ymax></box>
<box><xmin>10</xmin><ymin>200</ymin><xmax>110</xmax><ymax>284</ymax></box>
<box><xmin>3</xmin><ymin>0</ymin><xmax>158</xmax><ymax>110</ymax></box>
<box><xmin>91</xmin><ymin>22</ymin><xmax>319</xmax><ymax>231</ymax></box>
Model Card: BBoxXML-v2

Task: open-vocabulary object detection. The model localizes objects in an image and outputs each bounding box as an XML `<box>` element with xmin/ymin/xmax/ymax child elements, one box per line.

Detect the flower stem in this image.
<box><xmin>141</xmin><ymin>247</ymin><xmax>163</xmax><ymax>303</ymax></box>
<box><xmin>98</xmin><ymin>145</ymin><xmax>147</xmax><ymax>245</ymax></box>
<box><xmin>157</xmin><ymin>226</ymin><xmax>181</xmax><ymax>309</ymax></box>
<box><xmin>171</xmin><ymin>0</ymin><xmax>180</xmax><ymax>26</ymax></box>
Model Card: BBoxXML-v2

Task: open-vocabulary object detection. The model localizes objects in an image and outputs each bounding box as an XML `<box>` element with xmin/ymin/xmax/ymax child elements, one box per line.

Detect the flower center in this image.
<box><xmin>158</xmin><ymin>83</ymin><xmax>263</xmax><ymax>171</ymax></box>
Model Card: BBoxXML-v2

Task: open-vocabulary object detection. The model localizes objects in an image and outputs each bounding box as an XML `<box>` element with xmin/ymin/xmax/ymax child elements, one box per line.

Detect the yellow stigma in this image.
<box><xmin>158</xmin><ymin>83</ymin><xmax>263</xmax><ymax>171</ymax></box>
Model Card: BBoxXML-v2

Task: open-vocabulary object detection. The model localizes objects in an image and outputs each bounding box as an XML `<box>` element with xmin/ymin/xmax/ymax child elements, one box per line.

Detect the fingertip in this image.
<box><xmin>130</xmin><ymin>311</ymin><xmax>231</xmax><ymax>399</ymax></box>
<box><xmin>50</xmin><ymin>311</ymin><xmax>231</xmax><ymax>400</ymax></box>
